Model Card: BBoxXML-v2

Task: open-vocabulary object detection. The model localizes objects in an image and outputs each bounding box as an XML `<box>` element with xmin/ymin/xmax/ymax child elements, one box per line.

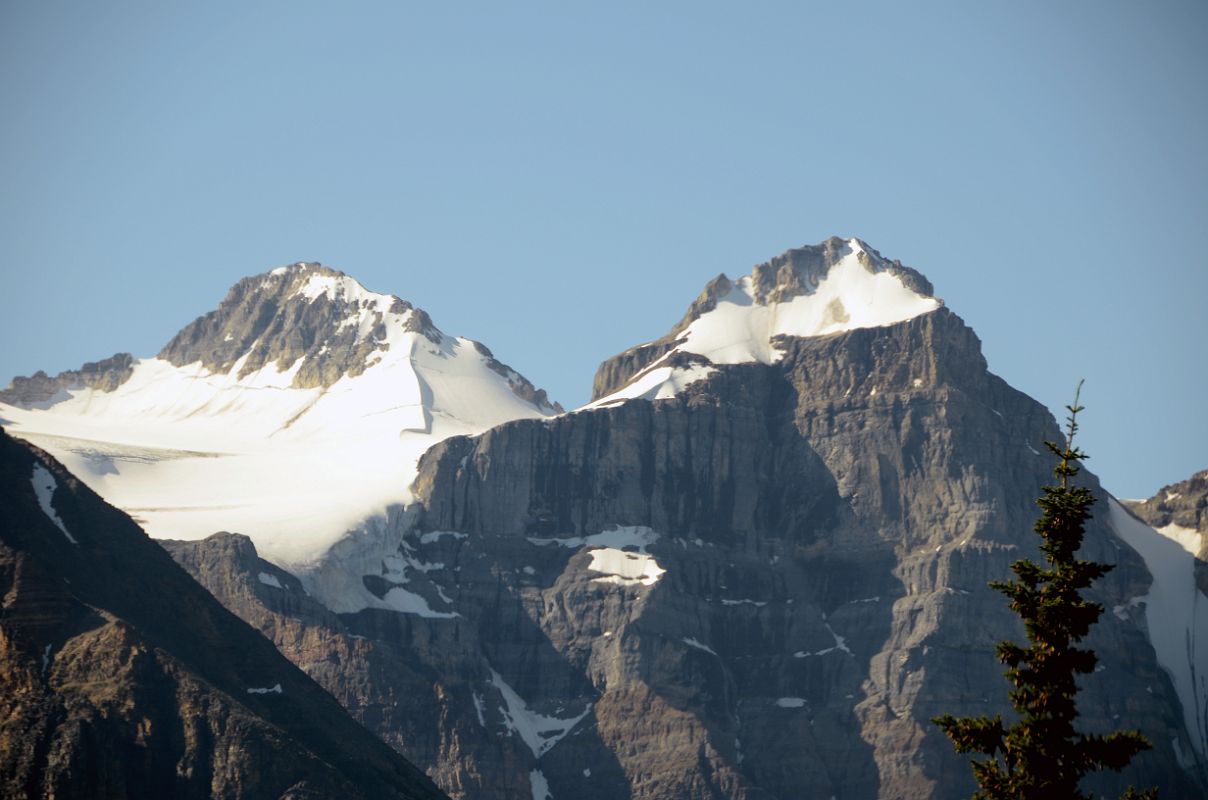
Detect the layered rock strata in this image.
<box><xmin>169</xmin><ymin>307</ymin><xmax>1204</xmax><ymax>799</ymax></box>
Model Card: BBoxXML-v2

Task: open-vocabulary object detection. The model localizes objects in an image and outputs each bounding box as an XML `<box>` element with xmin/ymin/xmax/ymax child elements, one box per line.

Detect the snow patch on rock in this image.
<box><xmin>382</xmin><ymin>585</ymin><xmax>460</xmax><ymax>619</ymax></box>
<box><xmin>588</xmin><ymin>549</ymin><xmax>665</xmax><ymax>587</ymax></box>
<box><xmin>30</xmin><ymin>464</ymin><xmax>77</xmax><ymax>544</ymax></box>
<box><xmin>583</xmin><ymin>359</ymin><xmax>715</xmax><ymax>409</ymax></box>
<box><xmin>247</xmin><ymin>684</ymin><xmax>283</xmax><ymax>695</ymax></box>
<box><xmin>257</xmin><ymin>572</ymin><xmax>284</xmax><ymax>589</ymax></box>
<box><xmin>489</xmin><ymin>669</ymin><xmax>591</xmax><ymax>759</ymax></box>
<box><xmin>527</xmin><ymin>525</ymin><xmax>667</xmax><ymax>586</ymax></box>
<box><xmin>682</xmin><ymin>637</ymin><xmax>718</xmax><ymax>656</ymax></box>
<box><xmin>530</xmin><ymin>768</ymin><xmax>552</xmax><ymax>800</ymax></box>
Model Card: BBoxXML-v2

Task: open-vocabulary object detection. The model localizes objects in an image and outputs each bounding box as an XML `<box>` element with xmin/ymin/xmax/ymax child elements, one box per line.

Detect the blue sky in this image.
<box><xmin>1</xmin><ymin>1</ymin><xmax>1204</xmax><ymax>498</ymax></box>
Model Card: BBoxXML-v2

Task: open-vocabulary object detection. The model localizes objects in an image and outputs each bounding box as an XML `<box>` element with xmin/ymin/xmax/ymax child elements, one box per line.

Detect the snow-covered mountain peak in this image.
<box><xmin>588</xmin><ymin>237</ymin><xmax>942</xmax><ymax>407</ymax></box>
<box><xmin>0</xmin><ymin>261</ymin><xmax>559</xmax><ymax>569</ymax></box>
<box><xmin>157</xmin><ymin>262</ymin><xmax>444</xmax><ymax>390</ymax></box>
<box><xmin>275</xmin><ymin>262</ymin><xmax>402</xmax><ymax>312</ymax></box>
<box><xmin>672</xmin><ymin>237</ymin><xmax>937</xmax><ymax>343</ymax></box>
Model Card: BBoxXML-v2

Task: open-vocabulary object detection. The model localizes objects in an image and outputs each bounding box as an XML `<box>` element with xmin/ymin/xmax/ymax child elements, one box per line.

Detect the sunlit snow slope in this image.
<box><xmin>588</xmin><ymin>237</ymin><xmax>941</xmax><ymax>408</ymax></box>
<box><xmin>1108</xmin><ymin>497</ymin><xmax>1208</xmax><ymax>761</ymax></box>
<box><xmin>0</xmin><ymin>263</ymin><xmax>556</xmax><ymax>570</ymax></box>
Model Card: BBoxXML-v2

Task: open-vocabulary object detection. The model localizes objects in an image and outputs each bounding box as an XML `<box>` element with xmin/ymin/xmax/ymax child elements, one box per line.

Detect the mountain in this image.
<box><xmin>4</xmin><ymin>240</ymin><xmax>1204</xmax><ymax>799</ymax></box>
<box><xmin>1120</xmin><ymin>468</ymin><xmax>1208</xmax><ymax>755</ymax></box>
<box><xmin>587</xmin><ymin>237</ymin><xmax>938</xmax><ymax>406</ymax></box>
<box><xmin>0</xmin><ymin>428</ymin><xmax>447</xmax><ymax>799</ymax></box>
<box><xmin>0</xmin><ymin>262</ymin><xmax>559</xmax><ymax>574</ymax></box>
<box><xmin>1124</xmin><ymin>468</ymin><xmax>1208</xmax><ymax>541</ymax></box>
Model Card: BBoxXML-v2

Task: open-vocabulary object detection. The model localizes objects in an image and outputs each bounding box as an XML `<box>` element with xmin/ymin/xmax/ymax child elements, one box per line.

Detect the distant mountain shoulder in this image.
<box><xmin>1124</xmin><ymin>468</ymin><xmax>1208</xmax><ymax>535</ymax></box>
<box><xmin>0</xmin><ymin>428</ymin><xmax>446</xmax><ymax>800</ymax></box>
<box><xmin>0</xmin><ymin>352</ymin><xmax>133</xmax><ymax>407</ymax></box>
<box><xmin>1123</xmin><ymin>468</ymin><xmax>1208</xmax><ymax>594</ymax></box>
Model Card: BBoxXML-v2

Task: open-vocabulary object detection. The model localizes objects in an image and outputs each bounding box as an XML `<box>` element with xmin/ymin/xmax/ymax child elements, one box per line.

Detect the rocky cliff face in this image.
<box><xmin>409</xmin><ymin>307</ymin><xmax>1200</xmax><ymax>798</ymax></box>
<box><xmin>0</xmin><ymin>429</ymin><xmax>447</xmax><ymax>800</ymax></box>
<box><xmin>167</xmin><ymin>306</ymin><xmax>1204</xmax><ymax>799</ymax></box>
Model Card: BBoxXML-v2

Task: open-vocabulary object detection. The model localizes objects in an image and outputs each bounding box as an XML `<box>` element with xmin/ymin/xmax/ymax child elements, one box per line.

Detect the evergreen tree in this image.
<box><xmin>933</xmin><ymin>383</ymin><xmax>1156</xmax><ymax>799</ymax></box>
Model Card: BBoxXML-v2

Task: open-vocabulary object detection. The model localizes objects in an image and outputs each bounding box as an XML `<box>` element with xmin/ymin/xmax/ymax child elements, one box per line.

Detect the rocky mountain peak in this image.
<box><xmin>0</xmin><ymin>260</ymin><xmax>561</xmax><ymax>568</ymax></box>
<box><xmin>591</xmin><ymin>236</ymin><xmax>943</xmax><ymax>402</ymax></box>
<box><xmin>1124</xmin><ymin>469</ymin><xmax>1208</xmax><ymax>535</ymax></box>
<box><xmin>1122</xmin><ymin>468</ymin><xmax>1208</xmax><ymax>597</ymax></box>
<box><xmin>669</xmin><ymin>237</ymin><xmax>936</xmax><ymax>339</ymax></box>
<box><xmin>158</xmin><ymin>262</ymin><xmax>442</xmax><ymax>390</ymax></box>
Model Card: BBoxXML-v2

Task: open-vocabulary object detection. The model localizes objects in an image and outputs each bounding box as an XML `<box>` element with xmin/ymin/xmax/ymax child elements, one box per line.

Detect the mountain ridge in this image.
<box><xmin>2</xmin><ymin>238</ymin><xmax>1204</xmax><ymax>798</ymax></box>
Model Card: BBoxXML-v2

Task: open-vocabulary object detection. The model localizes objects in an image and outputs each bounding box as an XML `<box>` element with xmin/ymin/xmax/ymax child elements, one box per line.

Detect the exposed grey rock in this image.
<box><xmin>0</xmin><ymin>352</ymin><xmax>133</xmax><ymax>408</ymax></box>
<box><xmin>1124</xmin><ymin>469</ymin><xmax>1208</xmax><ymax>535</ymax></box>
<box><xmin>0</xmin><ymin>430</ymin><xmax>447</xmax><ymax>800</ymax></box>
<box><xmin>168</xmin><ymin>305</ymin><xmax>1204</xmax><ymax>799</ymax></box>
<box><xmin>158</xmin><ymin>262</ymin><xmax>419</xmax><ymax>389</ymax></box>
<box><xmin>412</xmin><ymin>306</ymin><xmax>1200</xmax><ymax>799</ymax></box>
<box><xmin>164</xmin><ymin>524</ymin><xmax>624</xmax><ymax>800</ymax></box>
<box><xmin>154</xmin><ymin>262</ymin><xmax>559</xmax><ymax>411</ymax></box>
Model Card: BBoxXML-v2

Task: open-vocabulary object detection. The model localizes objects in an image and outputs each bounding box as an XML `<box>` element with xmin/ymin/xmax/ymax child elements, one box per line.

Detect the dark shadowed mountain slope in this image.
<box><xmin>0</xmin><ymin>428</ymin><xmax>447</xmax><ymax>800</ymax></box>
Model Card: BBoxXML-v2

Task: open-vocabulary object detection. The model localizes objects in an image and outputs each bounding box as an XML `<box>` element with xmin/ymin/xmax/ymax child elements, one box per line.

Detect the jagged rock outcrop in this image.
<box><xmin>0</xmin><ymin>352</ymin><xmax>133</xmax><ymax>407</ymax></box>
<box><xmin>0</xmin><ymin>429</ymin><xmax>447</xmax><ymax>800</ymax></box>
<box><xmin>156</xmin><ymin>262</ymin><xmax>558</xmax><ymax>410</ymax></box>
<box><xmin>1124</xmin><ymin>468</ymin><xmax>1208</xmax><ymax>594</ymax></box>
<box><xmin>1125</xmin><ymin>469</ymin><xmax>1208</xmax><ymax>535</ymax></box>
<box><xmin>159</xmin><ymin>262</ymin><xmax>418</xmax><ymax>387</ymax></box>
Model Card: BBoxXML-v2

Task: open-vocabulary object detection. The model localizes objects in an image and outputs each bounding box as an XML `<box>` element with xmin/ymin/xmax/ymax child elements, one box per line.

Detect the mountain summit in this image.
<box><xmin>0</xmin><ymin>263</ymin><xmax>559</xmax><ymax>569</ymax></box>
<box><xmin>589</xmin><ymin>237</ymin><xmax>941</xmax><ymax>405</ymax></box>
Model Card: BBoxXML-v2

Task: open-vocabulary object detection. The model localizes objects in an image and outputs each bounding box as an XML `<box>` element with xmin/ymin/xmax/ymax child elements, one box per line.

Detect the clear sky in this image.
<box><xmin>1</xmin><ymin>1</ymin><xmax>1204</xmax><ymax>499</ymax></box>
